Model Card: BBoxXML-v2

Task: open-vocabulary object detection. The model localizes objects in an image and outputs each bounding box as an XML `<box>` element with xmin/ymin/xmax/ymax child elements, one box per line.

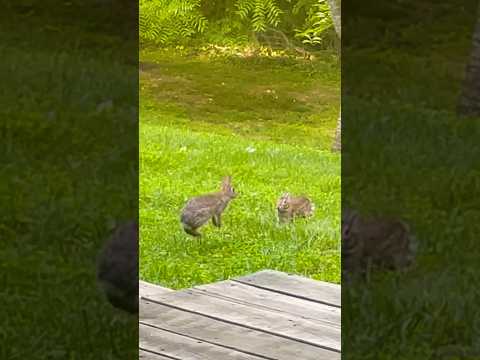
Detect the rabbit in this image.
<box><xmin>342</xmin><ymin>207</ymin><xmax>416</xmax><ymax>279</ymax></box>
<box><xmin>341</xmin><ymin>208</ymin><xmax>365</xmax><ymax>278</ymax></box>
<box><xmin>97</xmin><ymin>220</ymin><xmax>139</xmax><ymax>314</ymax></box>
<box><xmin>180</xmin><ymin>176</ymin><xmax>237</xmax><ymax>237</ymax></box>
<box><xmin>277</xmin><ymin>192</ymin><xmax>315</xmax><ymax>223</ymax></box>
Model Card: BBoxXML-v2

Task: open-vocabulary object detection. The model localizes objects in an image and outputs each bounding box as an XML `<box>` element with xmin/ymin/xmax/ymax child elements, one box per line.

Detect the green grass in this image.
<box><xmin>139</xmin><ymin>50</ymin><xmax>341</xmax><ymax>288</ymax></box>
<box><xmin>140</xmin><ymin>48</ymin><xmax>340</xmax><ymax>150</ymax></box>
<box><xmin>140</xmin><ymin>122</ymin><xmax>340</xmax><ymax>288</ymax></box>
<box><xmin>342</xmin><ymin>1</ymin><xmax>480</xmax><ymax>358</ymax></box>
<box><xmin>0</xmin><ymin>3</ymin><xmax>137</xmax><ymax>359</ymax></box>
<box><xmin>343</xmin><ymin>103</ymin><xmax>480</xmax><ymax>359</ymax></box>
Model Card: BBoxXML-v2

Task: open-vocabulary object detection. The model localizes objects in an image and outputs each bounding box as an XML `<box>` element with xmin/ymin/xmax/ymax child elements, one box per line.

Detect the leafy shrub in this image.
<box><xmin>235</xmin><ymin>0</ymin><xmax>283</xmax><ymax>31</ymax></box>
<box><xmin>139</xmin><ymin>0</ymin><xmax>335</xmax><ymax>48</ymax></box>
<box><xmin>139</xmin><ymin>0</ymin><xmax>208</xmax><ymax>44</ymax></box>
<box><xmin>294</xmin><ymin>0</ymin><xmax>334</xmax><ymax>46</ymax></box>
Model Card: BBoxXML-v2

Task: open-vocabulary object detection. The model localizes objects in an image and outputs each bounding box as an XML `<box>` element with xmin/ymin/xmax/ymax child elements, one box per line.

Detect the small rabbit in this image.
<box><xmin>277</xmin><ymin>192</ymin><xmax>315</xmax><ymax>223</ymax></box>
<box><xmin>342</xmin><ymin>207</ymin><xmax>416</xmax><ymax>279</ymax></box>
<box><xmin>181</xmin><ymin>176</ymin><xmax>237</xmax><ymax>237</ymax></box>
<box><xmin>341</xmin><ymin>208</ymin><xmax>365</xmax><ymax>277</ymax></box>
<box><xmin>97</xmin><ymin>220</ymin><xmax>139</xmax><ymax>314</ymax></box>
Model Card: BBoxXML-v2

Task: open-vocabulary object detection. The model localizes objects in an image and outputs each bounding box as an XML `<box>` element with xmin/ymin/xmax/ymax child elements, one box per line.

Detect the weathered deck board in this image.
<box><xmin>140</xmin><ymin>298</ymin><xmax>339</xmax><ymax>360</ymax></box>
<box><xmin>143</xmin><ymin>290</ymin><xmax>340</xmax><ymax>351</ymax></box>
<box><xmin>140</xmin><ymin>323</ymin><xmax>262</xmax><ymax>359</ymax></box>
<box><xmin>192</xmin><ymin>280</ymin><xmax>340</xmax><ymax>327</ymax></box>
<box><xmin>139</xmin><ymin>349</ymin><xmax>175</xmax><ymax>359</ymax></box>
<box><xmin>140</xmin><ymin>280</ymin><xmax>172</xmax><ymax>298</ymax></box>
<box><xmin>234</xmin><ymin>270</ymin><xmax>341</xmax><ymax>307</ymax></box>
<box><xmin>140</xmin><ymin>269</ymin><xmax>341</xmax><ymax>359</ymax></box>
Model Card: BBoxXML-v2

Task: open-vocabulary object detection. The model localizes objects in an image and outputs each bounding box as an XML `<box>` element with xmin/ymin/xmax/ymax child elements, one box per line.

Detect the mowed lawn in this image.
<box><xmin>342</xmin><ymin>2</ymin><xmax>480</xmax><ymax>358</ymax></box>
<box><xmin>140</xmin><ymin>51</ymin><xmax>340</xmax><ymax>289</ymax></box>
<box><xmin>1</xmin><ymin>4</ymin><xmax>138</xmax><ymax>359</ymax></box>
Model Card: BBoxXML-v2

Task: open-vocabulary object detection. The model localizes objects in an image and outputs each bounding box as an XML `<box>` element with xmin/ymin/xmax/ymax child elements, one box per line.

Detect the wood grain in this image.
<box><xmin>234</xmin><ymin>270</ymin><xmax>340</xmax><ymax>307</ymax></box>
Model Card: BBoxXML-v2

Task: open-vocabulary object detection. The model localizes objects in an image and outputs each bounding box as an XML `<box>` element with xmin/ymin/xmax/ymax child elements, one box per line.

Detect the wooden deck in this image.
<box><xmin>140</xmin><ymin>270</ymin><xmax>341</xmax><ymax>359</ymax></box>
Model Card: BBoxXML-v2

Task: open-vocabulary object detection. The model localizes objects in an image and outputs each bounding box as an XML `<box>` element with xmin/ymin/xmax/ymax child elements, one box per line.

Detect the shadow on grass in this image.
<box><xmin>140</xmin><ymin>50</ymin><xmax>340</xmax><ymax>150</ymax></box>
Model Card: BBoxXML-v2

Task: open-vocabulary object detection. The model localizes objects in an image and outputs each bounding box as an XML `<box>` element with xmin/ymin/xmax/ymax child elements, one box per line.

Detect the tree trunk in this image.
<box><xmin>326</xmin><ymin>0</ymin><xmax>341</xmax><ymax>39</ymax></box>
<box><xmin>327</xmin><ymin>0</ymin><xmax>342</xmax><ymax>151</ymax></box>
<box><xmin>332</xmin><ymin>111</ymin><xmax>341</xmax><ymax>151</ymax></box>
<box><xmin>458</xmin><ymin>9</ymin><xmax>480</xmax><ymax>117</ymax></box>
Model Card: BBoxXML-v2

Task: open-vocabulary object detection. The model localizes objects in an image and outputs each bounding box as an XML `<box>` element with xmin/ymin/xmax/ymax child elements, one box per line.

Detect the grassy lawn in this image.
<box><xmin>140</xmin><ymin>49</ymin><xmax>340</xmax><ymax>149</ymax></box>
<box><xmin>139</xmin><ymin>50</ymin><xmax>340</xmax><ymax>288</ymax></box>
<box><xmin>343</xmin><ymin>1</ymin><xmax>480</xmax><ymax>358</ymax></box>
<box><xmin>0</xmin><ymin>3</ymin><xmax>137</xmax><ymax>359</ymax></box>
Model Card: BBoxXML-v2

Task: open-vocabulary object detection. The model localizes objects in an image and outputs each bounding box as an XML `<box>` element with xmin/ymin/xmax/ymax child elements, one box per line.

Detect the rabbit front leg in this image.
<box><xmin>278</xmin><ymin>211</ymin><xmax>291</xmax><ymax>224</ymax></box>
<box><xmin>212</xmin><ymin>214</ymin><xmax>222</xmax><ymax>227</ymax></box>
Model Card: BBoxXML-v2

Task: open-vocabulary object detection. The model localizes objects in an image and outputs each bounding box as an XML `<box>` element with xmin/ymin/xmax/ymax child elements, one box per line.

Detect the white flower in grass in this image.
<box><xmin>246</xmin><ymin>146</ymin><xmax>256</xmax><ymax>153</ymax></box>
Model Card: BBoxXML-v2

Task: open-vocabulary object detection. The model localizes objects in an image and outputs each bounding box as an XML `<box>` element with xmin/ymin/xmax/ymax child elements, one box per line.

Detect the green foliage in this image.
<box><xmin>236</xmin><ymin>0</ymin><xmax>283</xmax><ymax>31</ymax></box>
<box><xmin>294</xmin><ymin>0</ymin><xmax>334</xmax><ymax>45</ymax></box>
<box><xmin>201</xmin><ymin>17</ymin><xmax>250</xmax><ymax>46</ymax></box>
<box><xmin>139</xmin><ymin>0</ymin><xmax>335</xmax><ymax>48</ymax></box>
<box><xmin>140</xmin><ymin>0</ymin><xmax>208</xmax><ymax>44</ymax></box>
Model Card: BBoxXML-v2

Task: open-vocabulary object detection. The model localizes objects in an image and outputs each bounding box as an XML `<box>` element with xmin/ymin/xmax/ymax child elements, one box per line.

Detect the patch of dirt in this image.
<box><xmin>142</xmin><ymin>70</ymin><xmax>210</xmax><ymax>107</ymax></box>
<box><xmin>139</xmin><ymin>61</ymin><xmax>160</xmax><ymax>72</ymax></box>
<box><xmin>248</xmin><ymin>85</ymin><xmax>338</xmax><ymax>109</ymax></box>
<box><xmin>251</xmin><ymin>85</ymin><xmax>337</xmax><ymax>99</ymax></box>
<box><xmin>290</xmin><ymin>87</ymin><xmax>339</xmax><ymax>104</ymax></box>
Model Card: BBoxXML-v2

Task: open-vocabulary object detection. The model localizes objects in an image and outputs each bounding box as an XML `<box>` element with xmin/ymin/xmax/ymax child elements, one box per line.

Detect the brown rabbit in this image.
<box><xmin>277</xmin><ymin>192</ymin><xmax>315</xmax><ymax>223</ymax></box>
<box><xmin>97</xmin><ymin>220</ymin><xmax>138</xmax><ymax>314</ymax></box>
<box><xmin>342</xmin><ymin>207</ymin><xmax>416</xmax><ymax>279</ymax></box>
<box><xmin>181</xmin><ymin>176</ymin><xmax>237</xmax><ymax>237</ymax></box>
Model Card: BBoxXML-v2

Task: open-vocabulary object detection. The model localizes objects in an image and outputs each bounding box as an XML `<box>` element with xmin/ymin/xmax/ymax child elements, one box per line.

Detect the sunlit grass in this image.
<box><xmin>140</xmin><ymin>122</ymin><xmax>340</xmax><ymax>289</ymax></box>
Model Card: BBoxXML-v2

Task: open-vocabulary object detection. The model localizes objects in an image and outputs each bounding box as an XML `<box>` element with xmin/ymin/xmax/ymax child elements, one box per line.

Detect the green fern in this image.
<box><xmin>236</xmin><ymin>0</ymin><xmax>283</xmax><ymax>32</ymax></box>
<box><xmin>294</xmin><ymin>0</ymin><xmax>333</xmax><ymax>46</ymax></box>
<box><xmin>140</xmin><ymin>0</ymin><xmax>207</xmax><ymax>44</ymax></box>
<box><xmin>139</xmin><ymin>0</ymin><xmax>335</xmax><ymax>48</ymax></box>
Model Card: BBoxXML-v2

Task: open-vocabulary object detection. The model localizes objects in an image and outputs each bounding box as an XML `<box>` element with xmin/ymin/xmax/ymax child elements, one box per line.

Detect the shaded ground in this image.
<box><xmin>140</xmin><ymin>49</ymin><xmax>340</xmax><ymax>150</ymax></box>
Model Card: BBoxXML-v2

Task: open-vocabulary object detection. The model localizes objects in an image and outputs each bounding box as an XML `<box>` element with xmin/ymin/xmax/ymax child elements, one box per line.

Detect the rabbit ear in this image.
<box><xmin>222</xmin><ymin>176</ymin><xmax>231</xmax><ymax>185</ymax></box>
<box><xmin>221</xmin><ymin>176</ymin><xmax>232</xmax><ymax>191</ymax></box>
